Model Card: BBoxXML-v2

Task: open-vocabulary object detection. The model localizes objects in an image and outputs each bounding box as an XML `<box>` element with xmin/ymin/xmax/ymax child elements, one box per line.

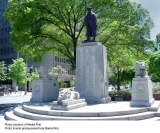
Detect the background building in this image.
<box><xmin>0</xmin><ymin>0</ymin><xmax>75</xmax><ymax>90</ymax></box>
<box><xmin>0</xmin><ymin>0</ymin><xmax>17</xmax><ymax>66</ymax></box>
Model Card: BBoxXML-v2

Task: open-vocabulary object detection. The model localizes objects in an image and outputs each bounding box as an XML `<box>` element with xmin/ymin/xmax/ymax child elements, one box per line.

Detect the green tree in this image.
<box><xmin>49</xmin><ymin>65</ymin><xmax>69</xmax><ymax>82</ymax></box>
<box><xmin>27</xmin><ymin>68</ymin><xmax>39</xmax><ymax>83</ymax></box>
<box><xmin>156</xmin><ymin>33</ymin><xmax>160</xmax><ymax>44</ymax></box>
<box><xmin>147</xmin><ymin>51</ymin><xmax>160</xmax><ymax>82</ymax></box>
<box><xmin>108</xmin><ymin>45</ymin><xmax>148</xmax><ymax>89</ymax></box>
<box><xmin>70</xmin><ymin>80</ymin><xmax>75</xmax><ymax>87</ymax></box>
<box><xmin>0</xmin><ymin>61</ymin><xmax>7</xmax><ymax>81</ymax></box>
<box><xmin>8</xmin><ymin>58</ymin><xmax>27</xmax><ymax>92</ymax></box>
<box><xmin>4</xmin><ymin>0</ymin><xmax>154</xmax><ymax>69</ymax></box>
<box><xmin>120</xmin><ymin>67</ymin><xmax>135</xmax><ymax>84</ymax></box>
<box><xmin>49</xmin><ymin>65</ymin><xmax>70</xmax><ymax>88</ymax></box>
<box><xmin>155</xmin><ymin>33</ymin><xmax>160</xmax><ymax>51</ymax></box>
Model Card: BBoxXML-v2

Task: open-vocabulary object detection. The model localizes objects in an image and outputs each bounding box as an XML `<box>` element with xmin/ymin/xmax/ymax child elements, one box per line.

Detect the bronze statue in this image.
<box><xmin>84</xmin><ymin>7</ymin><xmax>97</xmax><ymax>42</ymax></box>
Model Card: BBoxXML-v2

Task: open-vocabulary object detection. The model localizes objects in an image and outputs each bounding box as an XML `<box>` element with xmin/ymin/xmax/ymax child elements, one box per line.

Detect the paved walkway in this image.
<box><xmin>0</xmin><ymin>91</ymin><xmax>32</xmax><ymax>121</ymax></box>
<box><xmin>3</xmin><ymin>91</ymin><xmax>32</xmax><ymax>97</ymax></box>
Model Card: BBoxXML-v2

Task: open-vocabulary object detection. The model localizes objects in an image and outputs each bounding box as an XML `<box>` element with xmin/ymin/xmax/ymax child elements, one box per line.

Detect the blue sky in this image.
<box><xmin>131</xmin><ymin>0</ymin><xmax>160</xmax><ymax>41</ymax></box>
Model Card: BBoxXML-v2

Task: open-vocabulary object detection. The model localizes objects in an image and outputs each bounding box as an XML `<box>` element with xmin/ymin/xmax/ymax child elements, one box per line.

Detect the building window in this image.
<box><xmin>1</xmin><ymin>39</ymin><xmax>3</xmax><ymax>44</ymax></box>
<box><xmin>7</xmin><ymin>48</ymin><xmax>10</xmax><ymax>53</ymax></box>
<box><xmin>5</xmin><ymin>28</ymin><xmax>7</xmax><ymax>32</ymax></box>
<box><xmin>55</xmin><ymin>56</ymin><xmax>57</xmax><ymax>61</ymax></box>
<box><xmin>0</xmin><ymin>49</ymin><xmax>1</xmax><ymax>54</ymax></box>
<box><xmin>11</xmin><ymin>48</ymin><xmax>13</xmax><ymax>53</ymax></box>
<box><xmin>4</xmin><ymin>48</ymin><xmax>6</xmax><ymax>54</ymax></box>
<box><xmin>1</xmin><ymin>28</ymin><xmax>4</xmax><ymax>34</ymax></box>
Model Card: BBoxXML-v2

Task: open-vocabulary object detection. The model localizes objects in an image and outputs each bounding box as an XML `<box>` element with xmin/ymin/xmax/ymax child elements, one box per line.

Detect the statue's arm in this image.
<box><xmin>84</xmin><ymin>16</ymin><xmax>87</xmax><ymax>25</ymax></box>
<box><xmin>93</xmin><ymin>14</ymin><xmax>97</xmax><ymax>27</ymax></box>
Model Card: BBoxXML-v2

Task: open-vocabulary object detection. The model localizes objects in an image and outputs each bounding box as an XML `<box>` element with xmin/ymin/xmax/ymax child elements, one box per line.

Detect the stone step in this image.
<box><xmin>51</xmin><ymin>101</ymin><xmax>87</xmax><ymax>111</ymax></box>
<box><xmin>22</xmin><ymin>103</ymin><xmax>149</xmax><ymax>117</ymax></box>
<box><xmin>12</xmin><ymin>107</ymin><xmax>156</xmax><ymax>120</ymax></box>
<box><xmin>52</xmin><ymin>99</ymin><xmax>86</xmax><ymax>106</ymax></box>
<box><xmin>140</xmin><ymin>117</ymin><xmax>160</xmax><ymax>121</ymax></box>
<box><xmin>148</xmin><ymin>101</ymin><xmax>160</xmax><ymax>111</ymax></box>
<box><xmin>0</xmin><ymin>115</ymin><xmax>5</xmax><ymax>121</ymax></box>
<box><xmin>5</xmin><ymin>110</ymin><xmax>32</xmax><ymax>121</ymax></box>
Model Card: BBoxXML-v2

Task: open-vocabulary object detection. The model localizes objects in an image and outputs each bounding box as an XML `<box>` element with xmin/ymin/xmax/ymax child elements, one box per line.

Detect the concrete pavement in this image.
<box><xmin>0</xmin><ymin>91</ymin><xmax>32</xmax><ymax>121</ymax></box>
<box><xmin>0</xmin><ymin>91</ymin><xmax>32</xmax><ymax>104</ymax></box>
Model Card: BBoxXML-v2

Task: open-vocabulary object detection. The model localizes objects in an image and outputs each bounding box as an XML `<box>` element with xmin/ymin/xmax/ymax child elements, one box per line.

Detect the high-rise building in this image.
<box><xmin>0</xmin><ymin>0</ymin><xmax>18</xmax><ymax>66</ymax></box>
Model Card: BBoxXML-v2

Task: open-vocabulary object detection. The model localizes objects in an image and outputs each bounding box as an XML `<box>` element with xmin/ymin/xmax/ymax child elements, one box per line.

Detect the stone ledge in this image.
<box><xmin>51</xmin><ymin>102</ymin><xmax>87</xmax><ymax>111</ymax></box>
<box><xmin>52</xmin><ymin>99</ymin><xmax>85</xmax><ymax>106</ymax></box>
<box><xmin>6</xmin><ymin>107</ymin><xmax>157</xmax><ymax>121</ymax></box>
<box><xmin>80</xmin><ymin>41</ymin><xmax>102</xmax><ymax>47</ymax></box>
<box><xmin>51</xmin><ymin>99</ymin><xmax>87</xmax><ymax>111</ymax></box>
<box><xmin>130</xmin><ymin>98</ymin><xmax>155</xmax><ymax>107</ymax></box>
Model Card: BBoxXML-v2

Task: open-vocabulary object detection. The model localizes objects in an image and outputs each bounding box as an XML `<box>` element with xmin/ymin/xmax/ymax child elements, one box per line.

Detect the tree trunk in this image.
<box><xmin>73</xmin><ymin>39</ymin><xmax>77</xmax><ymax>69</ymax></box>
<box><xmin>24</xmin><ymin>86</ymin><xmax>27</xmax><ymax>95</ymax></box>
<box><xmin>117</xmin><ymin>70</ymin><xmax>120</xmax><ymax>90</ymax></box>
<box><xmin>24</xmin><ymin>81</ymin><xmax>27</xmax><ymax>95</ymax></box>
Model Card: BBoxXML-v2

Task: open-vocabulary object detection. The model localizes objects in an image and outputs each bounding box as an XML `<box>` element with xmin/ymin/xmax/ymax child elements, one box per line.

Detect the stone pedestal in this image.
<box><xmin>51</xmin><ymin>99</ymin><xmax>87</xmax><ymax>111</ymax></box>
<box><xmin>130</xmin><ymin>77</ymin><xmax>155</xmax><ymax>107</ymax></box>
<box><xmin>30</xmin><ymin>78</ymin><xmax>59</xmax><ymax>102</ymax></box>
<box><xmin>75</xmin><ymin>42</ymin><xmax>111</xmax><ymax>104</ymax></box>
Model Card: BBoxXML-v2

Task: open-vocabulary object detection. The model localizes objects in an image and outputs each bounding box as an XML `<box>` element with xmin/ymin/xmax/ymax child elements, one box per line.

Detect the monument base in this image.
<box><xmin>85</xmin><ymin>97</ymin><xmax>111</xmax><ymax>104</ymax></box>
<box><xmin>130</xmin><ymin>98</ymin><xmax>155</xmax><ymax>107</ymax></box>
<box><xmin>51</xmin><ymin>99</ymin><xmax>87</xmax><ymax>111</ymax></box>
<box><xmin>30</xmin><ymin>78</ymin><xmax>59</xmax><ymax>103</ymax></box>
<box><xmin>76</xmin><ymin>42</ymin><xmax>111</xmax><ymax>104</ymax></box>
<box><xmin>130</xmin><ymin>77</ymin><xmax>155</xmax><ymax>107</ymax></box>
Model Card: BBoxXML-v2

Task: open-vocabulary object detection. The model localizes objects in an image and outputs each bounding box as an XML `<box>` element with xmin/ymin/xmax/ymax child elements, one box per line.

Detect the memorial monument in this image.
<box><xmin>130</xmin><ymin>60</ymin><xmax>155</xmax><ymax>107</ymax></box>
<box><xmin>75</xmin><ymin>7</ymin><xmax>111</xmax><ymax>104</ymax></box>
<box><xmin>30</xmin><ymin>66</ymin><xmax>59</xmax><ymax>102</ymax></box>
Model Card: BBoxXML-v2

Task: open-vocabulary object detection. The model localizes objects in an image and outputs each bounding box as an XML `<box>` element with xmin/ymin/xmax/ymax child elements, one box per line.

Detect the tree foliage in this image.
<box><xmin>8</xmin><ymin>58</ymin><xmax>27</xmax><ymax>85</ymax></box>
<box><xmin>155</xmin><ymin>33</ymin><xmax>160</xmax><ymax>51</ymax></box>
<box><xmin>4</xmin><ymin>0</ymin><xmax>154</xmax><ymax>69</ymax></box>
<box><xmin>0</xmin><ymin>61</ymin><xmax>7</xmax><ymax>81</ymax></box>
<box><xmin>27</xmin><ymin>68</ymin><xmax>38</xmax><ymax>83</ymax></box>
<box><xmin>156</xmin><ymin>33</ymin><xmax>160</xmax><ymax>44</ymax></box>
<box><xmin>108</xmin><ymin>44</ymin><xmax>149</xmax><ymax>89</ymax></box>
<box><xmin>147</xmin><ymin>51</ymin><xmax>160</xmax><ymax>82</ymax></box>
<box><xmin>108</xmin><ymin>46</ymin><xmax>135</xmax><ymax>89</ymax></box>
<box><xmin>49</xmin><ymin>65</ymin><xmax>69</xmax><ymax>82</ymax></box>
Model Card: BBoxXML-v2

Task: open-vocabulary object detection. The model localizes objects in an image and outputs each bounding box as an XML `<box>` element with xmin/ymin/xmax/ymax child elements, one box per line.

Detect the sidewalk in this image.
<box><xmin>0</xmin><ymin>91</ymin><xmax>32</xmax><ymax>104</ymax></box>
<box><xmin>3</xmin><ymin>91</ymin><xmax>32</xmax><ymax>97</ymax></box>
<box><xmin>0</xmin><ymin>92</ymin><xmax>32</xmax><ymax>121</ymax></box>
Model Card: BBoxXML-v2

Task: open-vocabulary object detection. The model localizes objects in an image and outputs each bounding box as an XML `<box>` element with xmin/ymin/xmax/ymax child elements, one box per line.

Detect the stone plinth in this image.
<box><xmin>130</xmin><ymin>77</ymin><xmax>155</xmax><ymax>107</ymax></box>
<box><xmin>51</xmin><ymin>99</ymin><xmax>87</xmax><ymax>111</ymax></box>
<box><xmin>75</xmin><ymin>42</ymin><xmax>111</xmax><ymax>104</ymax></box>
<box><xmin>30</xmin><ymin>78</ymin><xmax>59</xmax><ymax>102</ymax></box>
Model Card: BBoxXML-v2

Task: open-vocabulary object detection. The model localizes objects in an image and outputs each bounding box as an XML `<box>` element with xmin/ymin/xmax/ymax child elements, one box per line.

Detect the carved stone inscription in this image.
<box><xmin>35</xmin><ymin>85</ymin><xmax>40</xmax><ymax>92</ymax></box>
<box><xmin>134</xmin><ymin>84</ymin><xmax>146</xmax><ymax>100</ymax></box>
<box><xmin>76</xmin><ymin>43</ymin><xmax>107</xmax><ymax>101</ymax></box>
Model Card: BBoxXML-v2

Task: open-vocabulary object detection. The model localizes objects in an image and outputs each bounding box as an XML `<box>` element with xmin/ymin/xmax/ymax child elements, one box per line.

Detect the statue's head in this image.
<box><xmin>87</xmin><ymin>7</ymin><xmax>92</xmax><ymax>12</ymax></box>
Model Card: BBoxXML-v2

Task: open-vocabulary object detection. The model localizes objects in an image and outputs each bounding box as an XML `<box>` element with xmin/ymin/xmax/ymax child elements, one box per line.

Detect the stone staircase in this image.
<box><xmin>4</xmin><ymin>101</ymin><xmax>160</xmax><ymax>121</ymax></box>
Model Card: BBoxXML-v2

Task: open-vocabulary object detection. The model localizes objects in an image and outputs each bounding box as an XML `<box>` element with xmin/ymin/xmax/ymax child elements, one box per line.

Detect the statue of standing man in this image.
<box><xmin>84</xmin><ymin>7</ymin><xmax>97</xmax><ymax>42</ymax></box>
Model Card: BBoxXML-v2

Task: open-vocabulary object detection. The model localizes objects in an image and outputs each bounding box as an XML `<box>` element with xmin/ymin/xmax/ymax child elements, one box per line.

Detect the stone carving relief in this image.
<box><xmin>38</xmin><ymin>66</ymin><xmax>55</xmax><ymax>80</ymax></box>
<box><xmin>35</xmin><ymin>85</ymin><xmax>40</xmax><ymax>92</ymax></box>
<box><xmin>136</xmin><ymin>84</ymin><xmax>145</xmax><ymax>92</ymax></box>
<box><xmin>57</xmin><ymin>89</ymin><xmax>80</xmax><ymax>103</ymax></box>
<box><xmin>38</xmin><ymin>66</ymin><xmax>48</xmax><ymax>79</ymax></box>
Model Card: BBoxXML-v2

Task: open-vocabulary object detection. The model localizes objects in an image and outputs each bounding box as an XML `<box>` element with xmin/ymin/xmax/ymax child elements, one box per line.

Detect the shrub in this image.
<box><xmin>152</xmin><ymin>86</ymin><xmax>160</xmax><ymax>94</ymax></box>
<box><xmin>109</xmin><ymin>90</ymin><xmax>117</xmax><ymax>97</ymax></box>
<box><xmin>109</xmin><ymin>89</ymin><xmax>132</xmax><ymax>97</ymax></box>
